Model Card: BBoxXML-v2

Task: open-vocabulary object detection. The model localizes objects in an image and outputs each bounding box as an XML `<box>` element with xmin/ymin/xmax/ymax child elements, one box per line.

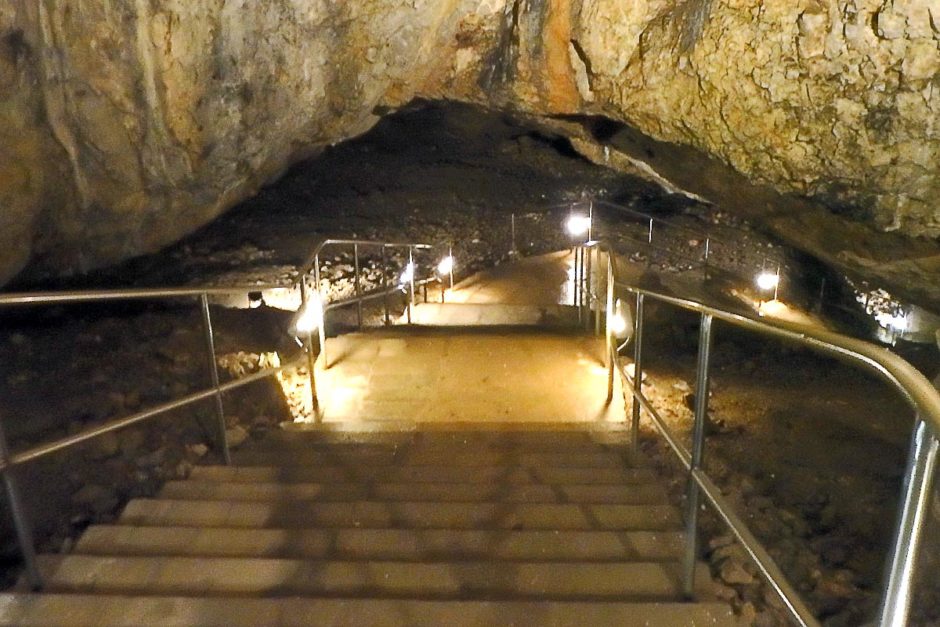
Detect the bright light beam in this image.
<box><xmin>293</xmin><ymin>294</ymin><xmax>323</xmax><ymax>335</ymax></box>
<box><xmin>400</xmin><ymin>262</ymin><xmax>415</xmax><ymax>285</ymax></box>
<box><xmin>566</xmin><ymin>214</ymin><xmax>592</xmax><ymax>238</ymax></box>
<box><xmin>437</xmin><ymin>256</ymin><xmax>454</xmax><ymax>276</ymax></box>
<box><xmin>756</xmin><ymin>271</ymin><xmax>779</xmax><ymax>291</ymax></box>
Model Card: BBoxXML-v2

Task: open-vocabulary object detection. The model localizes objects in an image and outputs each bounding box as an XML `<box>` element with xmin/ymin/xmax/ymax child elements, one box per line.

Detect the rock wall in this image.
<box><xmin>1</xmin><ymin>0</ymin><xmax>938</xmax><ymax>285</ymax></box>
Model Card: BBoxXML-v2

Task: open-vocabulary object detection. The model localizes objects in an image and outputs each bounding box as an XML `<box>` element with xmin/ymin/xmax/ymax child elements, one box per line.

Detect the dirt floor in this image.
<box><xmin>2</xmin><ymin>102</ymin><xmax>939</xmax><ymax>625</ymax></box>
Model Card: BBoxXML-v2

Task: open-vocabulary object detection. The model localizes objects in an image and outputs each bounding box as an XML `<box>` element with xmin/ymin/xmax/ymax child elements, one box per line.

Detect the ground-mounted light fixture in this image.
<box><xmin>607</xmin><ymin>298</ymin><xmax>630</xmax><ymax>338</ymax></box>
<box><xmin>566</xmin><ymin>214</ymin><xmax>592</xmax><ymax>239</ymax></box>
<box><xmin>247</xmin><ymin>291</ymin><xmax>264</xmax><ymax>309</ymax></box>
<box><xmin>756</xmin><ymin>271</ymin><xmax>779</xmax><ymax>292</ymax></box>
<box><xmin>400</xmin><ymin>261</ymin><xmax>415</xmax><ymax>286</ymax></box>
<box><xmin>756</xmin><ymin>267</ymin><xmax>781</xmax><ymax>304</ymax></box>
<box><xmin>437</xmin><ymin>255</ymin><xmax>454</xmax><ymax>277</ymax></box>
<box><xmin>876</xmin><ymin>311</ymin><xmax>910</xmax><ymax>333</ymax></box>
<box><xmin>292</xmin><ymin>292</ymin><xmax>323</xmax><ymax>336</ymax></box>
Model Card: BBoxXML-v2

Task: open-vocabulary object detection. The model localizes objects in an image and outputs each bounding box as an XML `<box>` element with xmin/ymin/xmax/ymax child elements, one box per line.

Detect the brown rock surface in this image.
<box><xmin>1</xmin><ymin>1</ymin><xmax>938</xmax><ymax>288</ymax></box>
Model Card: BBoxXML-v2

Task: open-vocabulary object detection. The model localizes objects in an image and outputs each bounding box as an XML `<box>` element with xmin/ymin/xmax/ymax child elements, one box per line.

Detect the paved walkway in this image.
<box><xmin>298</xmin><ymin>251</ymin><xmax>626</xmax><ymax>426</ymax></box>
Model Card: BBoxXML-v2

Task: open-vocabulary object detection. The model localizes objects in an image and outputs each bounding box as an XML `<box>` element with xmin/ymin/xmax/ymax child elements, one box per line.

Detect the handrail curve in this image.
<box><xmin>587</xmin><ymin>240</ymin><xmax>940</xmax><ymax>627</ymax></box>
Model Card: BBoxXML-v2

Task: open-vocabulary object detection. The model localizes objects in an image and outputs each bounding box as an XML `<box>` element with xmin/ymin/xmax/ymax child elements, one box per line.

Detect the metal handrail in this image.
<box><xmin>0</xmin><ymin>284</ymin><xmax>287</xmax><ymax>306</ymax></box>
<box><xmin>0</xmin><ymin>235</ymin><xmax>439</xmax><ymax>592</ymax></box>
<box><xmin>299</xmin><ymin>238</ymin><xmax>433</xmax><ymax>277</ymax></box>
<box><xmin>586</xmin><ymin>242</ymin><xmax>940</xmax><ymax>627</ymax></box>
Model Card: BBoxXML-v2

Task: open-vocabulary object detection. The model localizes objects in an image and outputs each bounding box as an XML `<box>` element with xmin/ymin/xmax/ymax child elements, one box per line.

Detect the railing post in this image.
<box><xmin>448</xmin><ymin>244</ymin><xmax>454</xmax><ymax>291</ymax></box>
<box><xmin>0</xmin><ymin>419</ymin><xmax>42</xmax><ymax>590</ymax></box>
<box><xmin>381</xmin><ymin>245</ymin><xmax>390</xmax><ymax>326</ymax></box>
<box><xmin>683</xmin><ymin>312</ymin><xmax>714</xmax><ymax>598</ymax></box>
<box><xmin>199</xmin><ymin>293</ymin><xmax>230</xmax><ymax>465</ymax></box>
<box><xmin>510</xmin><ymin>213</ymin><xmax>517</xmax><ymax>256</ymax></box>
<box><xmin>353</xmin><ymin>244</ymin><xmax>363</xmax><ymax>329</ymax></box>
<box><xmin>298</xmin><ymin>281</ymin><xmax>322</xmax><ymax>420</ymax></box>
<box><xmin>631</xmin><ymin>293</ymin><xmax>645</xmax><ymax>454</ymax></box>
<box><xmin>584</xmin><ymin>246</ymin><xmax>593</xmax><ymax>332</ymax></box>
<box><xmin>703</xmin><ymin>237</ymin><xmax>711</xmax><ymax>281</ymax></box>
<box><xmin>594</xmin><ymin>248</ymin><xmax>602</xmax><ymax>337</ymax></box>
<box><xmin>878</xmin><ymin>417</ymin><xmax>939</xmax><ymax>627</ymax></box>
<box><xmin>313</xmin><ymin>254</ymin><xmax>321</xmax><ymax>297</ymax></box>
<box><xmin>605</xmin><ymin>255</ymin><xmax>615</xmax><ymax>403</ymax></box>
<box><xmin>407</xmin><ymin>246</ymin><xmax>415</xmax><ymax>324</ymax></box>
<box><xmin>306</xmin><ymin>324</ymin><xmax>321</xmax><ymax>422</ymax></box>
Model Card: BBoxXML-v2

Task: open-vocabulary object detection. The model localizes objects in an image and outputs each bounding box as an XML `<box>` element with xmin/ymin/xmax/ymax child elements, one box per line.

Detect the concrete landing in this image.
<box><xmin>445</xmin><ymin>250</ymin><xmax>576</xmax><ymax>306</ymax></box>
<box><xmin>312</xmin><ymin>330</ymin><xmax>624</xmax><ymax>424</ymax></box>
<box><xmin>405</xmin><ymin>303</ymin><xmax>578</xmax><ymax>327</ymax></box>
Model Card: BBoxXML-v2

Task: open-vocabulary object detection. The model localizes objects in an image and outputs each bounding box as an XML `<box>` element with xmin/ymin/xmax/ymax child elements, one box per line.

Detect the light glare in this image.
<box><xmin>876</xmin><ymin>312</ymin><xmax>909</xmax><ymax>332</ymax></box>
<box><xmin>609</xmin><ymin>299</ymin><xmax>629</xmax><ymax>337</ymax></box>
<box><xmin>756</xmin><ymin>272</ymin><xmax>779</xmax><ymax>291</ymax></box>
<box><xmin>294</xmin><ymin>295</ymin><xmax>323</xmax><ymax>334</ymax></box>
<box><xmin>400</xmin><ymin>262</ymin><xmax>415</xmax><ymax>285</ymax></box>
<box><xmin>437</xmin><ymin>256</ymin><xmax>454</xmax><ymax>276</ymax></box>
<box><xmin>566</xmin><ymin>215</ymin><xmax>591</xmax><ymax>237</ymax></box>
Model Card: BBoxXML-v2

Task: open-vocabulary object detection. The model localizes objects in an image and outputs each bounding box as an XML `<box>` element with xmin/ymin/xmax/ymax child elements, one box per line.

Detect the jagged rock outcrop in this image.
<box><xmin>1</xmin><ymin>0</ymin><xmax>938</xmax><ymax>288</ymax></box>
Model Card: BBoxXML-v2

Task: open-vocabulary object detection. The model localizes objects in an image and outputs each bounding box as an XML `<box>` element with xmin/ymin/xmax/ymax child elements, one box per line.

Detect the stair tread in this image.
<box><xmin>119</xmin><ymin>498</ymin><xmax>683</xmax><ymax>530</ymax></box>
<box><xmin>229</xmin><ymin>450</ymin><xmax>638</xmax><ymax>467</ymax></box>
<box><xmin>159</xmin><ymin>480</ymin><xmax>670</xmax><ymax>504</ymax></box>
<box><xmin>32</xmin><ymin>555</ymin><xmax>717</xmax><ymax>601</ymax></box>
<box><xmin>77</xmin><ymin>525</ymin><xmax>686</xmax><ymax>561</ymax></box>
<box><xmin>0</xmin><ymin>594</ymin><xmax>740</xmax><ymax>627</ymax></box>
<box><xmin>189</xmin><ymin>465</ymin><xmax>659</xmax><ymax>484</ymax></box>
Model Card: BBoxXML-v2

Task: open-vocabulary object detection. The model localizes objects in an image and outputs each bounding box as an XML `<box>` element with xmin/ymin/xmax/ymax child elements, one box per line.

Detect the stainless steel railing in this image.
<box><xmin>571</xmin><ymin>241</ymin><xmax>940</xmax><ymax>627</ymax></box>
<box><xmin>0</xmin><ymin>236</ymin><xmax>441</xmax><ymax>591</ymax></box>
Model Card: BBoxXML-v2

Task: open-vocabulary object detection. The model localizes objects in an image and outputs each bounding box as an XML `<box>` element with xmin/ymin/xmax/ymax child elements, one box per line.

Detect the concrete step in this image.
<box><xmin>276</xmin><ymin>422</ymin><xmax>632</xmax><ymax>441</ymax></box>
<box><xmin>32</xmin><ymin>555</ymin><xmax>716</xmax><ymax>601</ymax></box>
<box><xmin>404</xmin><ymin>303</ymin><xmax>580</xmax><ymax>328</ymax></box>
<box><xmin>242</xmin><ymin>434</ymin><xmax>628</xmax><ymax>454</ymax></box>
<box><xmin>158</xmin><ymin>481</ymin><xmax>671</xmax><ymax>504</ymax></box>
<box><xmin>268</xmin><ymin>426</ymin><xmax>621</xmax><ymax>444</ymax></box>
<box><xmin>229</xmin><ymin>449</ymin><xmax>635</xmax><ymax>468</ymax></box>
<box><xmin>189</xmin><ymin>464</ymin><xmax>659</xmax><ymax>485</ymax></box>
<box><xmin>76</xmin><ymin>525</ymin><xmax>686</xmax><ymax>561</ymax></box>
<box><xmin>0</xmin><ymin>594</ymin><xmax>740</xmax><ymax>626</ymax></box>
<box><xmin>119</xmin><ymin>498</ymin><xmax>683</xmax><ymax>531</ymax></box>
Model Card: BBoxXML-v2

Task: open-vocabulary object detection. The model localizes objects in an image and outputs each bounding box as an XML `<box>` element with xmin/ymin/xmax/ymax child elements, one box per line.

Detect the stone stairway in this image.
<box><xmin>0</xmin><ymin>426</ymin><xmax>738</xmax><ymax>625</ymax></box>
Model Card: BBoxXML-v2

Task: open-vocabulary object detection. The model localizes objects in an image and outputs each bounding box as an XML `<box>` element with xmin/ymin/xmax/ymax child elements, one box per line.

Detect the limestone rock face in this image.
<box><xmin>1</xmin><ymin>0</ymin><xmax>938</xmax><ymax>284</ymax></box>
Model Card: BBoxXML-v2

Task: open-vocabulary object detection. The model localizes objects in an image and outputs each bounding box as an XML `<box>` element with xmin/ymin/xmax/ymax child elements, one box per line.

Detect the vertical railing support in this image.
<box><xmin>448</xmin><ymin>245</ymin><xmax>454</xmax><ymax>291</ymax></box>
<box><xmin>306</xmin><ymin>325</ymin><xmax>321</xmax><ymax>422</ymax></box>
<box><xmin>594</xmin><ymin>249</ymin><xmax>603</xmax><ymax>337</ymax></box>
<box><xmin>199</xmin><ymin>293</ymin><xmax>230</xmax><ymax>465</ymax></box>
<box><xmin>0</xmin><ymin>419</ymin><xmax>42</xmax><ymax>590</ymax></box>
<box><xmin>313</xmin><ymin>254</ymin><xmax>322</xmax><ymax>297</ymax></box>
<box><xmin>703</xmin><ymin>237</ymin><xmax>711</xmax><ymax>280</ymax></box>
<box><xmin>353</xmin><ymin>244</ymin><xmax>363</xmax><ymax>329</ymax></box>
<box><xmin>584</xmin><ymin>245</ymin><xmax>593</xmax><ymax>332</ymax></box>
<box><xmin>510</xmin><ymin>213</ymin><xmax>517</xmax><ymax>256</ymax></box>
<box><xmin>631</xmin><ymin>293</ymin><xmax>645</xmax><ymax>454</ymax></box>
<box><xmin>879</xmin><ymin>417</ymin><xmax>939</xmax><ymax>627</ymax></box>
<box><xmin>683</xmin><ymin>312</ymin><xmax>714</xmax><ymax>598</ymax></box>
<box><xmin>381</xmin><ymin>245</ymin><xmax>390</xmax><ymax>326</ymax></box>
<box><xmin>312</xmin><ymin>253</ymin><xmax>328</xmax><ymax>367</ymax></box>
<box><xmin>605</xmin><ymin>255</ymin><xmax>615</xmax><ymax>403</ymax></box>
<box><xmin>299</xmin><ymin>281</ymin><xmax>322</xmax><ymax>420</ymax></box>
<box><xmin>407</xmin><ymin>246</ymin><xmax>415</xmax><ymax>324</ymax></box>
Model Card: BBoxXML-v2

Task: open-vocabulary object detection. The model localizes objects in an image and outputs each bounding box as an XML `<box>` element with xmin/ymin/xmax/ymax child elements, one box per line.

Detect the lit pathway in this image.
<box><xmin>300</xmin><ymin>251</ymin><xmax>626</xmax><ymax>426</ymax></box>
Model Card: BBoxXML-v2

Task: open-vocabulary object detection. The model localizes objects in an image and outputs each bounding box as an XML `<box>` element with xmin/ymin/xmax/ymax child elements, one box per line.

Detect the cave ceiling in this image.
<box><xmin>1</xmin><ymin>0</ymin><xmax>938</xmax><ymax>306</ymax></box>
